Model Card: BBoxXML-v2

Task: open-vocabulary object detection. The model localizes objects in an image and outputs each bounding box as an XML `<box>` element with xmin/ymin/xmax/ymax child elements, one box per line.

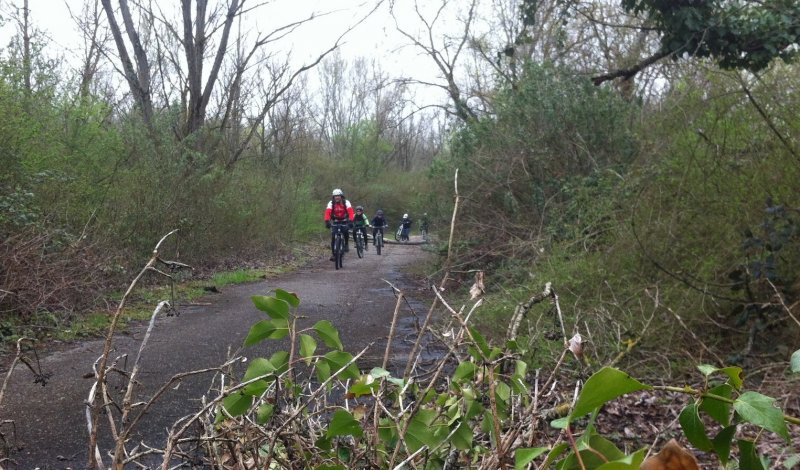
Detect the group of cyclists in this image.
<box><xmin>323</xmin><ymin>188</ymin><xmax>417</xmax><ymax>263</ymax></box>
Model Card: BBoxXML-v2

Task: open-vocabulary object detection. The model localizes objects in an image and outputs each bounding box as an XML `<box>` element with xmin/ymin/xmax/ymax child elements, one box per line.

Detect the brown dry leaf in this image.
<box><xmin>469</xmin><ymin>271</ymin><xmax>485</xmax><ymax>300</ymax></box>
<box><xmin>567</xmin><ymin>333</ymin><xmax>583</xmax><ymax>360</ymax></box>
<box><xmin>352</xmin><ymin>403</ymin><xmax>369</xmax><ymax>421</ymax></box>
<box><xmin>640</xmin><ymin>439</ymin><xmax>700</xmax><ymax>470</ymax></box>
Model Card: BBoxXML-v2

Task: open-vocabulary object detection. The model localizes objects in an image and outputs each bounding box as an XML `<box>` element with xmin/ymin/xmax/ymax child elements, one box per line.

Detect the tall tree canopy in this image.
<box><xmin>589</xmin><ymin>0</ymin><xmax>800</xmax><ymax>84</ymax></box>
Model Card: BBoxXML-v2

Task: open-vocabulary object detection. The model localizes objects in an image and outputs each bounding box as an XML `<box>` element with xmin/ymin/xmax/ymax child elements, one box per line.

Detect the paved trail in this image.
<box><xmin>0</xmin><ymin>239</ymin><xmax>434</xmax><ymax>469</ymax></box>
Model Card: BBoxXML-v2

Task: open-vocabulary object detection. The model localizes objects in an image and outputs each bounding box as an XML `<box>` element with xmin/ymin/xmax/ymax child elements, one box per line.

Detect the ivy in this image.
<box><xmin>622</xmin><ymin>0</ymin><xmax>800</xmax><ymax>71</ymax></box>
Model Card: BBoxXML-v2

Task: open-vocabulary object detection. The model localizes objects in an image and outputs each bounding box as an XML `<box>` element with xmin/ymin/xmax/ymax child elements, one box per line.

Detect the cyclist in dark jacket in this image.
<box><xmin>324</xmin><ymin>188</ymin><xmax>355</xmax><ymax>261</ymax></box>
<box><xmin>352</xmin><ymin>206</ymin><xmax>371</xmax><ymax>250</ymax></box>
<box><xmin>371</xmin><ymin>209</ymin><xmax>387</xmax><ymax>245</ymax></box>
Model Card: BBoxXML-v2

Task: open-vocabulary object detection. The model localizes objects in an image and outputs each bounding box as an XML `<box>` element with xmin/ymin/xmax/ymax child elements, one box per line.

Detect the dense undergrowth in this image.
<box><xmin>432</xmin><ymin>63</ymin><xmax>800</xmax><ymax>384</ymax></box>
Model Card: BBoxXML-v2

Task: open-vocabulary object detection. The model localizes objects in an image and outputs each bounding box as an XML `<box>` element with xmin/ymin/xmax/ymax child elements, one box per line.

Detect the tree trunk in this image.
<box><xmin>182</xmin><ymin>0</ymin><xmax>241</xmax><ymax>138</ymax></box>
<box><xmin>100</xmin><ymin>0</ymin><xmax>155</xmax><ymax>129</ymax></box>
<box><xmin>22</xmin><ymin>0</ymin><xmax>31</xmax><ymax>99</ymax></box>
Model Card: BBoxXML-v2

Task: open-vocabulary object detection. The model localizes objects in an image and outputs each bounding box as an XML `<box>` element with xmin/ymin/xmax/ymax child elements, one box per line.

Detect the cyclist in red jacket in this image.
<box><xmin>324</xmin><ymin>188</ymin><xmax>355</xmax><ymax>261</ymax></box>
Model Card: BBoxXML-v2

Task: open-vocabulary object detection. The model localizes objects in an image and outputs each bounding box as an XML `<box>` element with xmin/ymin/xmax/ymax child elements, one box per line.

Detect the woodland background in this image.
<box><xmin>1</xmin><ymin>0</ymin><xmax>799</xmax><ymax>385</ymax></box>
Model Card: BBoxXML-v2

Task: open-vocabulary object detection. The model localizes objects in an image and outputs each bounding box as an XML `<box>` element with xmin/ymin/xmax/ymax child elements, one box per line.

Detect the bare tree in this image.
<box><xmin>100</xmin><ymin>0</ymin><xmax>156</xmax><ymax>131</ymax></box>
<box><xmin>21</xmin><ymin>0</ymin><xmax>31</xmax><ymax>97</ymax></box>
<box><xmin>69</xmin><ymin>0</ymin><xmax>111</xmax><ymax>100</ymax></box>
<box><xmin>393</xmin><ymin>0</ymin><xmax>479</xmax><ymax>123</ymax></box>
<box><xmin>96</xmin><ymin>0</ymin><xmax>381</xmax><ymax>167</ymax></box>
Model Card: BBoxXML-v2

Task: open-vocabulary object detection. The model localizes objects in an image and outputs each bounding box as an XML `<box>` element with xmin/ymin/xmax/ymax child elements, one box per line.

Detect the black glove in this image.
<box><xmin>325</xmin><ymin>220</ymin><xmax>331</xmax><ymax>229</ymax></box>
<box><xmin>348</xmin><ymin>222</ymin><xmax>354</xmax><ymax>230</ymax></box>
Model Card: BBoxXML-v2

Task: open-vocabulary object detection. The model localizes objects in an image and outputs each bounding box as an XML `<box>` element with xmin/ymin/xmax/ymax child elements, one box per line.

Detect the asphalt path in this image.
<box><xmin>0</xmin><ymin>238</ymin><xmax>434</xmax><ymax>469</ymax></box>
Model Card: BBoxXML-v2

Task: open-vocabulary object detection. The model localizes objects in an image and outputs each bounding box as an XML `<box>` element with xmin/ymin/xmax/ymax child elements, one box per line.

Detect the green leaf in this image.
<box><xmin>348</xmin><ymin>377</ymin><xmax>379</xmax><ymax>397</ymax></box>
<box><xmin>582</xmin><ymin>435</ymin><xmax>625</xmax><ymax>461</ymax></box>
<box><xmin>570</xmin><ymin>367</ymin><xmax>652</xmax><ymax>420</ymax></box>
<box><xmin>241</xmin><ymin>357</ymin><xmax>276</xmax><ymax>396</ymax></box>
<box><xmin>697</xmin><ymin>364</ymin><xmax>717</xmax><ymax>376</ymax></box>
<box><xmin>242</xmin><ymin>380</ymin><xmax>268</xmax><ymax>397</ymax></box>
<box><xmin>738</xmin><ymin>439</ymin><xmax>766</xmax><ymax>470</ymax></box>
<box><xmin>783</xmin><ymin>454</ymin><xmax>800</xmax><ymax>469</ymax></box>
<box><xmin>256</xmin><ymin>403</ymin><xmax>274</xmax><ymax>424</ymax></box>
<box><xmin>679</xmin><ymin>403</ymin><xmax>713</xmax><ymax>451</ymax></box>
<box><xmin>314</xmin><ymin>320</ymin><xmax>344</xmax><ymax>350</ymax></box>
<box><xmin>451</xmin><ymin>420</ymin><xmax>473</xmax><ymax>450</ymax></box>
<box><xmin>697</xmin><ymin>364</ymin><xmax>743</xmax><ymax>389</ymax></box>
<box><xmin>300</xmin><ymin>334</ymin><xmax>317</xmax><ymax>364</ymax></box>
<box><xmin>700</xmin><ymin>384</ymin><xmax>733</xmax><ymax>426</ymax></box>
<box><xmin>550</xmin><ymin>417</ymin><xmax>569</xmax><ymax>429</ymax></box>
<box><xmin>269</xmin><ymin>351</ymin><xmax>289</xmax><ymax>374</ymax></box>
<box><xmin>244</xmin><ymin>357</ymin><xmax>276</xmax><ymax>380</ymax></box>
<box><xmin>324</xmin><ymin>351</ymin><xmax>360</xmax><ymax>380</ymax></box>
<box><xmin>326</xmin><ymin>409</ymin><xmax>363</xmax><ymax>438</ymax></box>
<box><xmin>315</xmin><ymin>435</ymin><xmax>332</xmax><ymax>451</ymax></box>
<box><xmin>244</xmin><ymin>318</ymin><xmax>289</xmax><ymax>346</ymax></box>
<box><xmin>453</xmin><ymin>361</ymin><xmax>477</xmax><ymax>382</ymax></box>
<box><xmin>468</xmin><ymin>326</ymin><xmax>491</xmax><ymax>357</ymax></box>
<box><xmin>315</xmin><ymin>360</ymin><xmax>331</xmax><ymax>383</ymax></box>
<box><xmin>596</xmin><ymin>447</ymin><xmax>648</xmax><ymax>469</ymax></box>
<box><xmin>712</xmin><ymin>425</ymin><xmax>736</xmax><ymax>466</ymax></box>
<box><xmin>274</xmin><ymin>288</ymin><xmax>300</xmax><ymax>307</ymax></box>
<box><xmin>406</xmin><ymin>409</ymin><xmax>445</xmax><ymax>452</ymax></box>
<box><xmin>222</xmin><ymin>392</ymin><xmax>252</xmax><ymax>417</ymax></box>
<box><xmin>369</xmin><ymin>367</ymin><xmax>391</xmax><ymax>379</ymax></box>
<box><xmin>495</xmin><ymin>380</ymin><xmax>511</xmax><ymax>415</ymax></box>
<box><xmin>466</xmin><ymin>398</ymin><xmax>483</xmax><ymax>419</ymax></box>
<box><xmin>791</xmin><ymin>349</ymin><xmax>800</xmax><ymax>374</ymax></box>
<box><xmin>511</xmin><ymin>360</ymin><xmax>528</xmax><ymax>393</ymax></box>
<box><xmin>251</xmin><ymin>295</ymin><xmax>290</xmax><ymax>320</ymax></box>
<box><xmin>515</xmin><ymin>447</ymin><xmax>548</xmax><ymax>470</ymax></box>
<box><xmin>387</xmin><ymin>376</ymin><xmax>405</xmax><ymax>387</ymax></box>
<box><xmin>541</xmin><ymin>442</ymin><xmax>569</xmax><ymax>468</ymax></box>
<box><xmin>378</xmin><ymin>418</ymin><xmax>397</xmax><ymax>445</ymax></box>
<box><xmin>733</xmin><ymin>391</ymin><xmax>790</xmax><ymax>441</ymax></box>
<box><xmin>560</xmin><ymin>435</ymin><xmax>625</xmax><ymax>469</ymax></box>
<box><xmin>717</xmin><ymin>366</ymin><xmax>743</xmax><ymax>389</ymax></box>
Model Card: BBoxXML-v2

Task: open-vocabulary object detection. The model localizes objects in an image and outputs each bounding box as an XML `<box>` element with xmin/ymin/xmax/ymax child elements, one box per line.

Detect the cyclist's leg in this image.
<box><xmin>330</xmin><ymin>228</ymin><xmax>336</xmax><ymax>261</ymax></box>
<box><xmin>344</xmin><ymin>228</ymin><xmax>350</xmax><ymax>251</ymax></box>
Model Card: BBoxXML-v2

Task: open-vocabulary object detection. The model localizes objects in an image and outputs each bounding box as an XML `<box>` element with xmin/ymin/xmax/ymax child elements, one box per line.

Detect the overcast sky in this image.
<box><xmin>0</xmin><ymin>0</ymin><xmax>472</xmax><ymax>106</ymax></box>
<box><xmin>19</xmin><ymin>2</ymin><xmax>466</xmax><ymax>74</ymax></box>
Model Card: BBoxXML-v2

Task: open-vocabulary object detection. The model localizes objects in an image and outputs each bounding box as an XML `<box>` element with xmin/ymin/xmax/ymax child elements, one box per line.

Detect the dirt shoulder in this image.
<box><xmin>0</xmin><ymin>238</ymin><xmax>435</xmax><ymax>469</ymax></box>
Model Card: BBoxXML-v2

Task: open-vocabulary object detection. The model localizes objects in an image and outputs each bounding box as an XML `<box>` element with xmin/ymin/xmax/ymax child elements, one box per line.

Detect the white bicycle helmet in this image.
<box><xmin>332</xmin><ymin>188</ymin><xmax>344</xmax><ymax>196</ymax></box>
<box><xmin>403</xmin><ymin>213</ymin><xmax>408</xmax><ymax>218</ymax></box>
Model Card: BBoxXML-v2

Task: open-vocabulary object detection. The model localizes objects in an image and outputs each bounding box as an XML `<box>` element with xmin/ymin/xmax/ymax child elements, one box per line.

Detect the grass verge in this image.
<box><xmin>0</xmin><ymin>243</ymin><xmax>322</xmax><ymax>354</ymax></box>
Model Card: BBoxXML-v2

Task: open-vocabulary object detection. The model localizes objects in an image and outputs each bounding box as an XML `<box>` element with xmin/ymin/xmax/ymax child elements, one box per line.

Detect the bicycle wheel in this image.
<box><xmin>356</xmin><ymin>232</ymin><xmax>364</xmax><ymax>258</ymax></box>
<box><xmin>395</xmin><ymin>227</ymin><xmax>401</xmax><ymax>241</ymax></box>
<box><xmin>334</xmin><ymin>235</ymin><xmax>344</xmax><ymax>270</ymax></box>
<box><xmin>376</xmin><ymin>233</ymin><xmax>382</xmax><ymax>255</ymax></box>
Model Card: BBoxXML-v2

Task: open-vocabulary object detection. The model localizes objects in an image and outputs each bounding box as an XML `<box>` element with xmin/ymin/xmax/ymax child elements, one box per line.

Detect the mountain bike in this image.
<box><xmin>331</xmin><ymin>222</ymin><xmax>348</xmax><ymax>270</ymax></box>
<box><xmin>353</xmin><ymin>226</ymin><xmax>366</xmax><ymax>258</ymax></box>
<box><xmin>396</xmin><ymin>224</ymin><xmax>410</xmax><ymax>242</ymax></box>
<box><xmin>374</xmin><ymin>225</ymin><xmax>387</xmax><ymax>255</ymax></box>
